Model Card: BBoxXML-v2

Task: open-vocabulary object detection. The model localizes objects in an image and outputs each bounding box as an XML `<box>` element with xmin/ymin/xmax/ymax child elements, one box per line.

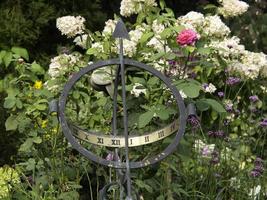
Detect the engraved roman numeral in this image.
<box><xmin>111</xmin><ymin>139</ymin><xmax>120</xmax><ymax>146</ymax></box>
<box><xmin>130</xmin><ymin>139</ymin><xmax>133</xmax><ymax>145</ymax></box>
<box><xmin>145</xmin><ymin>136</ymin><xmax>149</xmax><ymax>143</ymax></box>
<box><xmin>97</xmin><ymin>137</ymin><xmax>104</xmax><ymax>144</ymax></box>
<box><xmin>158</xmin><ymin>130</ymin><xmax>164</xmax><ymax>138</ymax></box>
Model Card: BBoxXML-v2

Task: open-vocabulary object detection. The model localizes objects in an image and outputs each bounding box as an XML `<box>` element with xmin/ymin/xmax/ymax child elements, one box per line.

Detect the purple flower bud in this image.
<box><xmin>168</xmin><ymin>60</ymin><xmax>176</xmax><ymax>66</ymax></box>
<box><xmin>188</xmin><ymin>72</ymin><xmax>197</xmax><ymax>79</ymax></box>
<box><xmin>202</xmin><ymin>83</ymin><xmax>209</xmax><ymax>89</ymax></box>
<box><xmin>226</xmin><ymin>77</ymin><xmax>241</xmax><ymax>86</ymax></box>
<box><xmin>215</xmin><ymin>130</ymin><xmax>225</xmax><ymax>138</ymax></box>
<box><xmin>250</xmin><ymin>170</ymin><xmax>261</xmax><ymax>177</ymax></box>
<box><xmin>249</xmin><ymin>95</ymin><xmax>259</xmax><ymax>103</ymax></box>
<box><xmin>187</xmin><ymin>115</ymin><xmax>200</xmax><ymax>129</ymax></box>
<box><xmin>208</xmin><ymin>131</ymin><xmax>214</xmax><ymax>137</ymax></box>
<box><xmin>259</xmin><ymin>119</ymin><xmax>267</xmax><ymax>127</ymax></box>
<box><xmin>217</xmin><ymin>91</ymin><xmax>224</xmax><ymax>98</ymax></box>
<box><xmin>225</xmin><ymin>104</ymin><xmax>233</xmax><ymax>112</ymax></box>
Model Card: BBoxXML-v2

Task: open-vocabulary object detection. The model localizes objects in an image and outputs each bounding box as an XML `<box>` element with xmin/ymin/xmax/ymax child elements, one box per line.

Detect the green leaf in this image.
<box><xmin>150</xmin><ymin>51</ymin><xmax>165</xmax><ymax>60</ymax></box>
<box><xmin>140</xmin><ymin>32</ymin><xmax>154</xmax><ymax>43</ymax></box>
<box><xmin>160</xmin><ymin>28</ymin><xmax>172</xmax><ymax>39</ymax></box>
<box><xmin>196</xmin><ymin>99</ymin><xmax>210</xmax><ymax>111</ymax></box>
<box><xmin>3</xmin><ymin>52</ymin><xmax>13</xmax><ymax>67</ymax></box>
<box><xmin>205</xmin><ymin>99</ymin><xmax>226</xmax><ymax>113</ymax></box>
<box><xmin>35</xmin><ymin>104</ymin><xmax>47</xmax><ymax>111</ymax></box>
<box><xmin>156</xmin><ymin>110</ymin><xmax>169</xmax><ymax>120</ymax></box>
<box><xmin>11</xmin><ymin>47</ymin><xmax>29</xmax><ymax>61</ymax></box>
<box><xmin>31</xmin><ymin>61</ymin><xmax>45</xmax><ymax>74</ymax></box>
<box><xmin>138</xmin><ymin>111</ymin><xmax>154</xmax><ymax>128</ymax></box>
<box><xmin>5</xmin><ymin>115</ymin><xmax>18</xmax><ymax>131</ymax></box>
<box><xmin>176</xmin><ymin>83</ymin><xmax>201</xmax><ymax>98</ymax></box>
<box><xmin>197</xmin><ymin>47</ymin><xmax>211</xmax><ymax>55</ymax></box>
<box><xmin>86</xmin><ymin>47</ymin><xmax>97</xmax><ymax>55</ymax></box>
<box><xmin>185</xmin><ymin>46</ymin><xmax>196</xmax><ymax>53</ymax></box>
<box><xmin>4</xmin><ymin>97</ymin><xmax>16</xmax><ymax>108</ymax></box>
<box><xmin>19</xmin><ymin>139</ymin><xmax>33</xmax><ymax>152</ymax></box>
<box><xmin>0</xmin><ymin>50</ymin><xmax>7</xmax><ymax>65</ymax></box>
<box><xmin>32</xmin><ymin>136</ymin><xmax>42</xmax><ymax>144</ymax></box>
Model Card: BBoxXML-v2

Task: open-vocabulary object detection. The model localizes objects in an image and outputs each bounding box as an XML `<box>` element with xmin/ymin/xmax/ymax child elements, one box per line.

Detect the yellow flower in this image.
<box><xmin>34</xmin><ymin>80</ymin><xmax>42</xmax><ymax>89</ymax></box>
<box><xmin>41</xmin><ymin>120</ymin><xmax>48</xmax><ymax>128</ymax></box>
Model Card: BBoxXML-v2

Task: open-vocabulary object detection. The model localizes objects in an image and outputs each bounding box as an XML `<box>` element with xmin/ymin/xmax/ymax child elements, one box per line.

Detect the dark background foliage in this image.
<box><xmin>0</xmin><ymin>0</ymin><xmax>266</xmax><ymax>166</ymax></box>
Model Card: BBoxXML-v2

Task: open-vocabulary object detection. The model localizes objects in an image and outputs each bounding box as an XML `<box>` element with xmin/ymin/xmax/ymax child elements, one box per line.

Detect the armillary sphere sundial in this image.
<box><xmin>57</xmin><ymin>20</ymin><xmax>188</xmax><ymax>200</ymax></box>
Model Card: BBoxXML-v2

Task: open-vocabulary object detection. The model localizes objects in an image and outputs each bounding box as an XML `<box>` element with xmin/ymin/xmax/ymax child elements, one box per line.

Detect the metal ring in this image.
<box><xmin>58</xmin><ymin>58</ymin><xmax>186</xmax><ymax>169</ymax></box>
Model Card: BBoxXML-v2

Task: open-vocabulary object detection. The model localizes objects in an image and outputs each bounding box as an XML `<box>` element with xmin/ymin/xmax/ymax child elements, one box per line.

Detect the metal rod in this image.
<box><xmin>119</xmin><ymin>38</ymin><xmax>132</xmax><ymax>199</ymax></box>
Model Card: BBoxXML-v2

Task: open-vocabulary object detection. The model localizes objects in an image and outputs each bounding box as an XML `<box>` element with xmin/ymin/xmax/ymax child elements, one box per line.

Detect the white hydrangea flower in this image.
<box><xmin>203</xmin><ymin>83</ymin><xmax>217</xmax><ymax>93</ymax></box>
<box><xmin>48</xmin><ymin>54</ymin><xmax>80</xmax><ymax>79</ymax></box>
<box><xmin>120</xmin><ymin>0</ymin><xmax>157</xmax><ymax>17</ymax></box>
<box><xmin>56</xmin><ymin>16</ymin><xmax>85</xmax><ymax>38</ymax></box>
<box><xmin>218</xmin><ymin>0</ymin><xmax>249</xmax><ymax>18</ymax></box>
<box><xmin>203</xmin><ymin>15</ymin><xmax>230</xmax><ymax>38</ymax></box>
<box><xmin>208</xmin><ymin>36</ymin><xmax>245</xmax><ymax>58</ymax></box>
<box><xmin>131</xmin><ymin>83</ymin><xmax>146</xmax><ymax>97</ymax></box>
<box><xmin>230</xmin><ymin>51</ymin><xmax>267</xmax><ymax>79</ymax></box>
<box><xmin>177</xmin><ymin>11</ymin><xmax>205</xmax><ymax>31</ymax></box>
<box><xmin>91</xmin><ymin>42</ymin><xmax>104</xmax><ymax>53</ymax></box>
<box><xmin>102</xmin><ymin>19</ymin><xmax>117</xmax><ymax>36</ymax></box>
<box><xmin>129</xmin><ymin>26</ymin><xmax>145</xmax><ymax>43</ymax></box>
<box><xmin>147</xmin><ymin>36</ymin><xmax>171</xmax><ymax>52</ymax></box>
<box><xmin>73</xmin><ymin>34</ymin><xmax>89</xmax><ymax>49</ymax></box>
<box><xmin>152</xmin><ymin>19</ymin><xmax>165</xmax><ymax>35</ymax></box>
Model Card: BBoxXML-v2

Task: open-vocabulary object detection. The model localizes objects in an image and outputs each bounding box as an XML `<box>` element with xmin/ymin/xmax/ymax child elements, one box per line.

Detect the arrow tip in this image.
<box><xmin>112</xmin><ymin>19</ymin><xmax>130</xmax><ymax>40</ymax></box>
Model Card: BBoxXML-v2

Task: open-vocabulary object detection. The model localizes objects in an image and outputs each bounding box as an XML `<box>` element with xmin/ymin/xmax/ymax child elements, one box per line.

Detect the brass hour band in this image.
<box><xmin>72</xmin><ymin>120</ymin><xmax>179</xmax><ymax>148</ymax></box>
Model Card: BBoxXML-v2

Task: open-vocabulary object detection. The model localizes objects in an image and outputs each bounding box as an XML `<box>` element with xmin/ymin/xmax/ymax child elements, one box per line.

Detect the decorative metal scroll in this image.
<box><xmin>57</xmin><ymin>19</ymin><xmax>187</xmax><ymax>200</ymax></box>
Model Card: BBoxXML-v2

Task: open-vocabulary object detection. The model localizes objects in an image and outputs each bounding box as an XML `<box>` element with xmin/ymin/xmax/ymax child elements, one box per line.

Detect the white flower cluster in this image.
<box><xmin>131</xmin><ymin>83</ymin><xmax>146</xmax><ymax>97</ymax></box>
<box><xmin>120</xmin><ymin>0</ymin><xmax>157</xmax><ymax>17</ymax></box>
<box><xmin>218</xmin><ymin>0</ymin><xmax>249</xmax><ymax>18</ymax></box>
<box><xmin>102</xmin><ymin>19</ymin><xmax>117</xmax><ymax>36</ymax></box>
<box><xmin>177</xmin><ymin>11</ymin><xmax>205</xmax><ymax>31</ymax></box>
<box><xmin>230</xmin><ymin>51</ymin><xmax>267</xmax><ymax>79</ymax></box>
<box><xmin>194</xmin><ymin>139</ymin><xmax>215</xmax><ymax>158</ymax></box>
<box><xmin>113</xmin><ymin>25</ymin><xmax>145</xmax><ymax>57</ymax></box>
<box><xmin>152</xmin><ymin>19</ymin><xmax>165</xmax><ymax>35</ymax></box>
<box><xmin>208</xmin><ymin>36</ymin><xmax>245</xmax><ymax>58</ymax></box>
<box><xmin>203</xmin><ymin>15</ymin><xmax>230</xmax><ymax>38</ymax></box>
<box><xmin>48</xmin><ymin>53</ymin><xmax>81</xmax><ymax>79</ymax></box>
<box><xmin>56</xmin><ymin>16</ymin><xmax>85</xmax><ymax>38</ymax></box>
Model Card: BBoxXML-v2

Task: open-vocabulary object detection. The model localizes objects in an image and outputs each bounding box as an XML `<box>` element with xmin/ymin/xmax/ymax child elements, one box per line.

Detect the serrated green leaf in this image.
<box><xmin>11</xmin><ymin>47</ymin><xmax>29</xmax><ymax>61</ymax></box>
<box><xmin>5</xmin><ymin>115</ymin><xmax>18</xmax><ymax>131</ymax></box>
<box><xmin>138</xmin><ymin>111</ymin><xmax>154</xmax><ymax>128</ymax></box>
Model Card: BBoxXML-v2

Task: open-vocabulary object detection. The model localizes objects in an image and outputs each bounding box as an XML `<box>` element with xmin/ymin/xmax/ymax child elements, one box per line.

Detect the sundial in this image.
<box><xmin>57</xmin><ymin>20</ymin><xmax>187</xmax><ymax>199</ymax></box>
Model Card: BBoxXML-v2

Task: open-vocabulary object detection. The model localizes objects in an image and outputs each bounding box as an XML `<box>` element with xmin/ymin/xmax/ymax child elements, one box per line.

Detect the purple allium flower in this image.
<box><xmin>249</xmin><ymin>95</ymin><xmax>259</xmax><ymax>103</ymax></box>
<box><xmin>208</xmin><ymin>131</ymin><xmax>214</xmax><ymax>137</ymax></box>
<box><xmin>215</xmin><ymin>130</ymin><xmax>225</xmax><ymax>138</ymax></box>
<box><xmin>250</xmin><ymin>170</ymin><xmax>261</xmax><ymax>177</ymax></box>
<box><xmin>210</xmin><ymin>150</ymin><xmax>220</xmax><ymax>165</ymax></box>
<box><xmin>225</xmin><ymin>104</ymin><xmax>233</xmax><ymax>112</ymax></box>
<box><xmin>259</xmin><ymin>119</ymin><xmax>267</xmax><ymax>127</ymax></box>
<box><xmin>188</xmin><ymin>72</ymin><xmax>197</xmax><ymax>79</ymax></box>
<box><xmin>168</xmin><ymin>60</ymin><xmax>176</xmax><ymax>66</ymax></box>
<box><xmin>187</xmin><ymin>115</ymin><xmax>200</xmax><ymax>129</ymax></box>
<box><xmin>217</xmin><ymin>91</ymin><xmax>224</xmax><ymax>98</ymax></box>
<box><xmin>226</xmin><ymin>77</ymin><xmax>241</xmax><ymax>86</ymax></box>
<box><xmin>106</xmin><ymin>152</ymin><xmax>114</xmax><ymax>161</ymax></box>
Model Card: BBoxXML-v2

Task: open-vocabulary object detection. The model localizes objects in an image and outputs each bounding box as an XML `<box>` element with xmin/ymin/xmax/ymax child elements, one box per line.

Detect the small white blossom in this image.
<box><xmin>56</xmin><ymin>16</ymin><xmax>85</xmax><ymax>38</ymax></box>
<box><xmin>147</xmin><ymin>36</ymin><xmax>170</xmax><ymax>52</ymax></box>
<box><xmin>203</xmin><ymin>83</ymin><xmax>217</xmax><ymax>93</ymax></box>
<box><xmin>91</xmin><ymin>42</ymin><xmax>104</xmax><ymax>53</ymax></box>
<box><xmin>131</xmin><ymin>83</ymin><xmax>146</xmax><ymax>97</ymax></box>
<box><xmin>152</xmin><ymin>19</ymin><xmax>165</xmax><ymax>35</ymax></box>
<box><xmin>203</xmin><ymin>15</ymin><xmax>230</xmax><ymax>38</ymax></box>
<box><xmin>218</xmin><ymin>0</ymin><xmax>249</xmax><ymax>18</ymax></box>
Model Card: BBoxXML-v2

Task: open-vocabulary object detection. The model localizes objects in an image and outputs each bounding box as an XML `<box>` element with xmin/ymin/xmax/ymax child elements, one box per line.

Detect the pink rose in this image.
<box><xmin>176</xmin><ymin>29</ymin><xmax>199</xmax><ymax>46</ymax></box>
